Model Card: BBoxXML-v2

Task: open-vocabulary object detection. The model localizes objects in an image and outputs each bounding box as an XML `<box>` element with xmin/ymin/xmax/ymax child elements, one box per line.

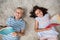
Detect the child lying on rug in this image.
<box><xmin>6</xmin><ymin>7</ymin><xmax>25</xmax><ymax>36</ymax></box>
<box><xmin>30</xmin><ymin>5</ymin><xmax>59</xmax><ymax>40</ymax></box>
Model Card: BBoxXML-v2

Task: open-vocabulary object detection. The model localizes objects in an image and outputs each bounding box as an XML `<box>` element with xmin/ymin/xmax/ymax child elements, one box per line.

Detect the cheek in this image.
<box><xmin>37</xmin><ymin>14</ymin><xmax>40</xmax><ymax>16</ymax></box>
<box><xmin>36</xmin><ymin>13</ymin><xmax>42</xmax><ymax>17</ymax></box>
<box><xmin>14</xmin><ymin>13</ymin><xmax>17</xmax><ymax>16</ymax></box>
<box><xmin>40</xmin><ymin>12</ymin><xmax>43</xmax><ymax>15</ymax></box>
<box><xmin>16</xmin><ymin>13</ymin><xmax>19</xmax><ymax>16</ymax></box>
<box><xmin>19</xmin><ymin>14</ymin><xmax>23</xmax><ymax>17</ymax></box>
<box><xmin>35</xmin><ymin>12</ymin><xmax>40</xmax><ymax>16</ymax></box>
<box><xmin>14</xmin><ymin>13</ymin><xmax>19</xmax><ymax>17</ymax></box>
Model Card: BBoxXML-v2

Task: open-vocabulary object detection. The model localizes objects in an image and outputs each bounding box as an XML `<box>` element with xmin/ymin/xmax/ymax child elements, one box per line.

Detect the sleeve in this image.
<box><xmin>46</xmin><ymin>14</ymin><xmax>50</xmax><ymax>17</ymax></box>
<box><xmin>6</xmin><ymin>17</ymin><xmax>12</xmax><ymax>26</ymax></box>
<box><xmin>35</xmin><ymin>17</ymin><xmax>39</xmax><ymax>22</ymax></box>
<box><xmin>21</xmin><ymin>21</ymin><xmax>26</xmax><ymax>30</ymax></box>
<box><xmin>45</xmin><ymin>14</ymin><xmax>51</xmax><ymax>20</ymax></box>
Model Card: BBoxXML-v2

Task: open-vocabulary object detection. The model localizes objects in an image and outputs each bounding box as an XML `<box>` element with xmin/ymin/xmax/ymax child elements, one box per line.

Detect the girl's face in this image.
<box><xmin>14</xmin><ymin>9</ymin><xmax>24</xmax><ymax>19</ymax></box>
<box><xmin>35</xmin><ymin>9</ymin><xmax>43</xmax><ymax>17</ymax></box>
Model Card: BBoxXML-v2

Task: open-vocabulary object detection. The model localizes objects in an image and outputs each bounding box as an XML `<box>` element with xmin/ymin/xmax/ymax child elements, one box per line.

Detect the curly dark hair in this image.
<box><xmin>30</xmin><ymin>5</ymin><xmax>48</xmax><ymax>18</ymax></box>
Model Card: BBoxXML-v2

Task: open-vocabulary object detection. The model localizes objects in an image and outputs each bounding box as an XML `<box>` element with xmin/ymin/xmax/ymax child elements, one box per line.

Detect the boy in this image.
<box><xmin>6</xmin><ymin>7</ymin><xmax>25</xmax><ymax>39</ymax></box>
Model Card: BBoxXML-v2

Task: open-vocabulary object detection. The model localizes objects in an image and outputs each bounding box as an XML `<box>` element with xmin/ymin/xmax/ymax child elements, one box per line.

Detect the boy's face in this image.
<box><xmin>14</xmin><ymin>9</ymin><xmax>24</xmax><ymax>19</ymax></box>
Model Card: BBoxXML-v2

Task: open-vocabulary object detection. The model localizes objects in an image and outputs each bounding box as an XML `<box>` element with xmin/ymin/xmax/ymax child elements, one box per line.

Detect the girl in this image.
<box><xmin>30</xmin><ymin>5</ymin><xmax>59</xmax><ymax>40</ymax></box>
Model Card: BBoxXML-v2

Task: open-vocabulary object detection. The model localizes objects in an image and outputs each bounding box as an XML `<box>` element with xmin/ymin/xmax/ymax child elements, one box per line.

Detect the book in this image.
<box><xmin>46</xmin><ymin>23</ymin><xmax>60</xmax><ymax>28</ymax></box>
<box><xmin>0</xmin><ymin>27</ymin><xmax>15</xmax><ymax>35</ymax></box>
<box><xmin>46</xmin><ymin>14</ymin><xmax>60</xmax><ymax>28</ymax></box>
<box><xmin>51</xmin><ymin>14</ymin><xmax>60</xmax><ymax>24</ymax></box>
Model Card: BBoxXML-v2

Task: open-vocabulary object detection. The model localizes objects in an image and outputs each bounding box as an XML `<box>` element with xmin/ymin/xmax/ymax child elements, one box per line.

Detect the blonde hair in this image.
<box><xmin>16</xmin><ymin>7</ymin><xmax>24</xmax><ymax>10</ymax></box>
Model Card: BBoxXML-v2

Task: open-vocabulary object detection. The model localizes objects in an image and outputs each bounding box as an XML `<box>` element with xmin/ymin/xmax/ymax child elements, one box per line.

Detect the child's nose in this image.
<box><xmin>45</xmin><ymin>39</ymin><xmax>47</xmax><ymax>40</ymax></box>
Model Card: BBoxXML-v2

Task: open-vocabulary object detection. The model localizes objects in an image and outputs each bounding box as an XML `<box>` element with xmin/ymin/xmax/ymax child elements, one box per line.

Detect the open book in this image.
<box><xmin>0</xmin><ymin>27</ymin><xmax>15</xmax><ymax>35</ymax></box>
<box><xmin>51</xmin><ymin>14</ymin><xmax>60</xmax><ymax>24</ymax></box>
<box><xmin>46</xmin><ymin>14</ymin><xmax>60</xmax><ymax>28</ymax></box>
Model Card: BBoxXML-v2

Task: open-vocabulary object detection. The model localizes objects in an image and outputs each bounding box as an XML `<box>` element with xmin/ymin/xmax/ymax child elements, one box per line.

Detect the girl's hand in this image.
<box><xmin>45</xmin><ymin>27</ymin><xmax>52</xmax><ymax>30</ymax></box>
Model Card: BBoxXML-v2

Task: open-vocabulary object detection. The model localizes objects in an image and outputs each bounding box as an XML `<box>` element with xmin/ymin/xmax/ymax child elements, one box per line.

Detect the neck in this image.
<box><xmin>15</xmin><ymin>17</ymin><xmax>21</xmax><ymax>20</ymax></box>
<box><xmin>39</xmin><ymin>15</ymin><xmax>43</xmax><ymax>18</ymax></box>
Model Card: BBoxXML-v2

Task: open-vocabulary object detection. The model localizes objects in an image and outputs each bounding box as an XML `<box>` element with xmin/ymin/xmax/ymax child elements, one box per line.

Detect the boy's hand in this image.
<box><xmin>18</xmin><ymin>30</ymin><xmax>25</xmax><ymax>36</ymax></box>
<box><xmin>16</xmin><ymin>32</ymin><xmax>25</xmax><ymax>36</ymax></box>
<box><xmin>12</xmin><ymin>32</ymin><xmax>17</xmax><ymax>36</ymax></box>
<box><xmin>19</xmin><ymin>33</ymin><xmax>25</xmax><ymax>36</ymax></box>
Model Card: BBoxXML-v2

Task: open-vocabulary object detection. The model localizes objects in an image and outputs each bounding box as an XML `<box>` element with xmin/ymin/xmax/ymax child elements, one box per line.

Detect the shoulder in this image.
<box><xmin>35</xmin><ymin>17</ymin><xmax>40</xmax><ymax>21</ymax></box>
<box><xmin>8</xmin><ymin>16</ymin><xmax>14</xmax><ymax>19</ymax></box>
<box><xmin>20</xmin><ymin>19</ymin><xmax>25</xmax><ymax>23</ymax></box>
<box><xmin>7</xmin><ymin>16</ymin><xmax>14</xmax><ymax>21</ymax></box>
<box><xmin>45</xmin><ymin>14</ymin><xmax>50</xmax><ymax>17</ymax></box>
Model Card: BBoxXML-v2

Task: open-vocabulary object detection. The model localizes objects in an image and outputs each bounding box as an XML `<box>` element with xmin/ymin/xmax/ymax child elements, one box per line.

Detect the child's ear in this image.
<box><xmin>4</xmin><ymin>26</ymin><xmax>7</xmax><ymax>27</ymax></box>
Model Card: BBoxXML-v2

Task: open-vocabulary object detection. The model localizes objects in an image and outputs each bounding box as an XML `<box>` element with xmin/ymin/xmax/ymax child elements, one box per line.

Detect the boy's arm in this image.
<box><xmin>19</xmin><ymin>21</ymin><xmax>25</xmax><ymax>36</ymax></box>
<box><xmin>19</xmin><ymin>30</ymin><xmax>25</xmax><ymax>36</ymax></box>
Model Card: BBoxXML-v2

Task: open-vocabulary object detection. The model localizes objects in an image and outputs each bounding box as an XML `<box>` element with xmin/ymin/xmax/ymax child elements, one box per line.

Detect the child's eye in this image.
<box><xmin>39</xmin><ymin>11</ymin><xmax>41</xmax><ymax>13</ymax></box>
<box><xmin>18</xmin><ymin>12</ymin><xmax>20</xmax><ymax>14</ymax></box>
<box><xmin>16</xmin><ymin>12</ymin><xmax>20</xmax><ymax>14</ymax></box>
<box><xmin>36</xmin><ymin>13</ymin><xmax>38</xmax><ymax>15</ymax></box>
<box><xmin>37</xmin><ymin>13</ymin><xmax>39</xmax><ymax>14</ymax></box>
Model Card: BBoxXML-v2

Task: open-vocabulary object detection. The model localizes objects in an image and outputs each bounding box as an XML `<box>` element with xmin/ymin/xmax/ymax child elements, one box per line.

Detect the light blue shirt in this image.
<box><xmin>6</xmin><ymin>16</ymin><xmax>25</xmax><ymax>32</ymax></box>
<box><xmin>2</xmin><ymin>33</ymin><xmax>19</xmax><ymax>40</ymax></box>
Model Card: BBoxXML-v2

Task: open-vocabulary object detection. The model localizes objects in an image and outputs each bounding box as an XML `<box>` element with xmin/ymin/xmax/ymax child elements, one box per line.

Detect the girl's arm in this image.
<box><xmin>34</xmin><ymin>20</ymin><xmax>51</xmax><ymax>32</ymax></box>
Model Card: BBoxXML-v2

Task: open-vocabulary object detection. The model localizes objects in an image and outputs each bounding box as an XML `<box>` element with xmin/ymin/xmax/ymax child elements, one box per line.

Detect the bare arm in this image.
<box><xmin>19</xmin><ymin>21</ymin><xmax>25</xmax><ymax>36</ymax></box>
<box><xmin>16</xmin><ymin>30</ymin><xmax>25</xmax><ymax>36</ymax></box>
<box><xmin>34</xmin><ymin>20</ymin><xmax>51</xmax><ymax>32</ymax></box>
<box><xmin>20</xmin><ymin>30</ymin><xmax>25</xmax><ymax>35</ymax></box>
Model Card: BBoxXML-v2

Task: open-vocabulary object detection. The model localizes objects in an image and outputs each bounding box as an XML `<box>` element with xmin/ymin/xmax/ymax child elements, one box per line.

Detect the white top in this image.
<box><xmin>35</xmin><ymin>14</ymin><xmax>59</xmax><ymax>37</ymax></box>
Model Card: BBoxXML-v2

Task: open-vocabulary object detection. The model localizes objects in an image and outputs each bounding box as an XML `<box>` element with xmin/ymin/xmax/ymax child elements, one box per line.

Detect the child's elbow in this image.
<box><xmin>34</xmin><ymin>29</ymin><xmax>38</xmax><ymax>32</ymax></box>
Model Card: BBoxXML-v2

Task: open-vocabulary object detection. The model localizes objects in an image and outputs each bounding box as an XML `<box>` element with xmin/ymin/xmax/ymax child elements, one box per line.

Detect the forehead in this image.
<box><xmin>36</xmin><ymin>9</ymin><xmax>41</xmax><ymax>11</ymax></box>
<box><xmin>35</xmin><ymin>9</ymin><xmax>41</xmax><ymax>12</ymax></box>
<box><xmin>16</xmin><ymin>9</ymin><xmax>23</xmax><ymax>12</ymax></box>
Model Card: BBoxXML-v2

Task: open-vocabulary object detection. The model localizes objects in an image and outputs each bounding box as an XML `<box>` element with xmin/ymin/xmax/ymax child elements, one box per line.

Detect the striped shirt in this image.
<box><xmin>6</xmin><ymin>16</ymin><xmax>25</xmax><ymax>32</ymax></box>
